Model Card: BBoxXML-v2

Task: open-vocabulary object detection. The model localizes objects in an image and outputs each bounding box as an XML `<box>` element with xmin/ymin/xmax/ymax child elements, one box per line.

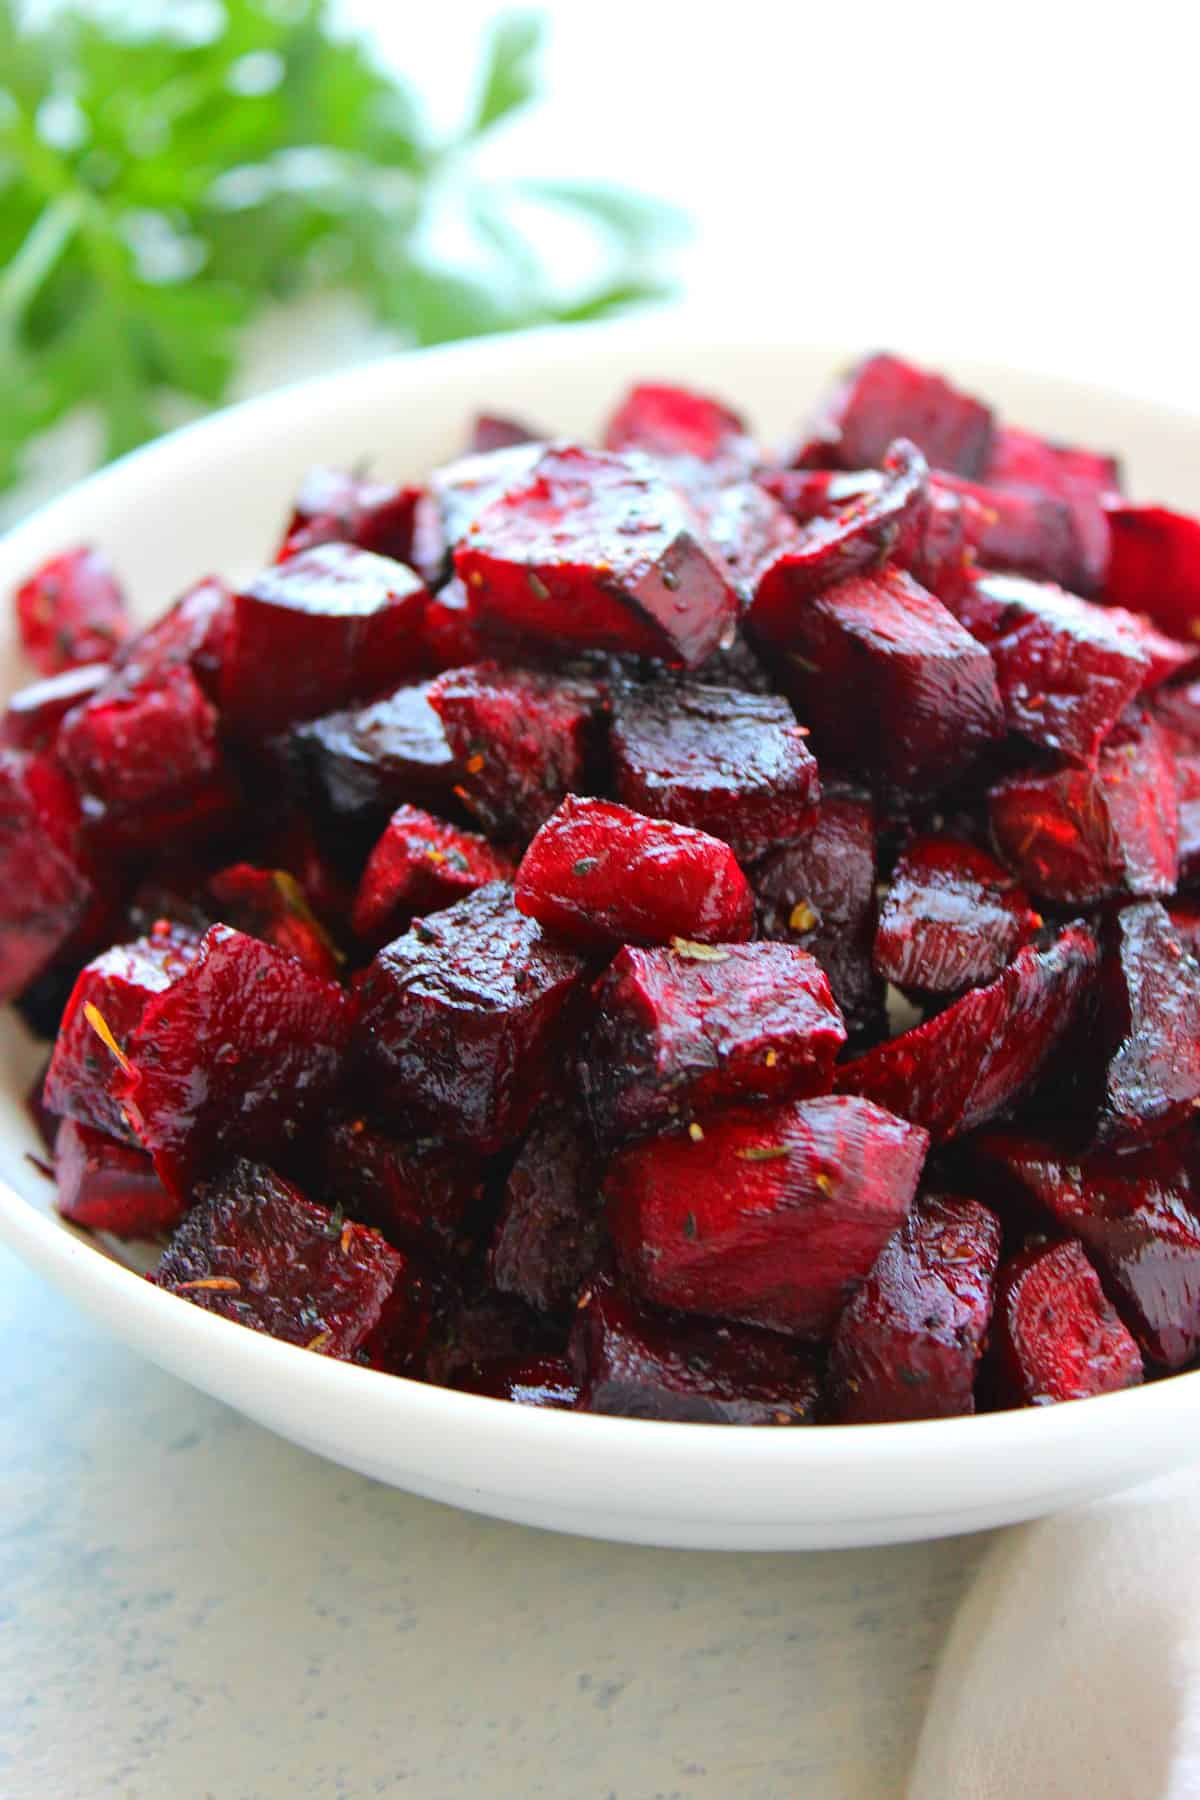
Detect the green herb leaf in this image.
<box><xmin>464</xmin><ymin>12</ymin><xmax>543</xmax><ymax>138</ymax></box>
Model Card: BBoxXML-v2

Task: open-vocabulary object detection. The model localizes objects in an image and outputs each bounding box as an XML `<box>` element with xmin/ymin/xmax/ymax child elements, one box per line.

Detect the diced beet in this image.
<box><xmin>610</xmin><ymin>679</ymin><xmax>817</xmax><ymax>862</ymax></box>
<box><xmin>1154</xmin><ymin>678</ymin><xmax>1200</xmax><ymax>748</ymax></box>
<box><xmin>581</xmin><ymin>942</ymin><xmax>845</xmax><ymax>1143</ymax></box>
<box><xmin>2</xmin><ymin>663</ymin><xmax>110</xmax><ymax>752</ymax></box>
<box><xmin>1096</xmin><ymin>901</ymin><xmax>1200</xmax><ymax>1145</ymax></box>
<box><xmin>1177</xmin><ymin>752</ymin><xmax>1200</xmax><ymax>885</ymax></box>
<box><xmin>989</xmin><ymin>1239</ymin><xmax>1143</xmax><ymax>1406</ymax></box>
<box><xmin>1103</xmin><ymin>504</ymin><xmax>1200</xmax><ymax>641</ymax></box>
<box><xmin>697</xmin><ymin>481</ymin><xmax>799</xmax><ymax>602</ymax></box>
<box><xmin>934</xmin><ymin>474</ymin><xmax>1087</xmax><ymax>591</ymax></box>
<box><xmin>276</xmin><ymin>465</ymin><xmax>421</xmax><ymax>564</ymax></box>
<box><xmin>0</xmin><ymin>749</ymin><xmax>99</xmax><ymax>1004</ymax></box>
<box><xmin>753</xmin><ymin>795</ymin><xmax>881</xmax><ymax>1040</ymax></box>
<box><xmin>294</xmin><ymin>680</ymin><xmax>456</xmax><ymax>830</ymax></box>
<box><xmin>786</xmin><ymin>352</ymin><xmax>994</xmax><ymax>477</ymax></box>
<box><xmin>607</xmin><ymin>1094</ymin><xmax>927</xmax><ymax>1338</ymax></box>
<box><xmin>207</xmin><ymin>865</ymin><xmax>342</xmax><ymax>980</ymax></box>
<box><xmin>153</xmin><ymin>1159</ymin><xmax>428</xmax><ymax>1367</ymax></box>
<box><xmin>826</xmin><ymin>1194</ymin><xmax>1002</xmax><ymax>1422</ymax></box>
<box><xmin>468</xmin><ymin>413</ymin><xmax>543</xmax><ymax>455</ymax></box>
<box><xmin>117</xmin><ymin>925</ymin><xmax>354</xmax><ymax>1192</ymax></box>
<box><xmin>490</xmin><ymin>1104</ymin><xmax>603</xmax><ymax>1312</ymax></box>
<box><xmin>42</xmin><ymin>921</ymin><xmax>201</xmax><ymax>1142</ymax></box>
<box><xmin>602</xmin><ymin>381</ymin><xmax>754</xmax><ymax>478</ymax></box>
<box><xmin>112</xmin><ymin>576</ymin><xmax>232</xmax><ymax>697</ymax></box>
<box><xmin>428</xmin><ymin>661</ymin><xmax>605</xmax><ymax>841</ymax></box>
<box><xmin>15</xmin><ymin>546</ymin><xmax>130</xmax><ymax>674</ymax></box>
<box><xmin>55</xmin><ymin>1118</ymin><xmax>183</xmax><ymax>1239</ymax></box>
<box><xmin>428</xmin><ymin>441</ymin><xmax>544</xmax><ymax>570</ymax></box>
<box><xmin>570</xmin><ymin>1281</ymin><xmax>822</xmax><ymax>1423</ymax></box>
<box><xmin>985</xmin><ymin>423</ymin><xmax>1120</xmax><ymax>594</ymax></box>
<box><xmin>837</xmin><ymin>923</ymin><xmax>1099</xmax><ymax>1141</ymax></box>
<box><xmin>514</xmin><ymin>795</ymin><xmax>754</xmax><ymax>950</ymax></box>
<box><xmin>907</xmin><ymin>479</ymin><xmax>977</xmax><ymax>607</ymax></box>
<box><xmin>321</xmin><ymin>1112</ymin><xmax>485</xmax><ymax>1255</ymax></box>
<box><xmin>1125</xmin><ymin>616</ymin><xmax>1198</xmax><ymax>689</ymax></box>
<box><xmin>774</xmin><ymin>566</ymin><xmax>1004</xmax><ymax>792</ymax></box>
<box><xmin>422</xmin><ymin>1279</ymin><xmax>564</xmax><ymax>1389</ymax></box>
<box><xmin>874</xmin><ymin>836</ymin><xmax>1041</xmax><ymax>994</ymax></box>
<box><xmin>351</xmin><ymin>806</ymin><xmax>514</xmax><ymax>948</ymax></box>
<box><xmin>420</xmin><ymin>576</ymin><xmax>484</xmax><ymax>672</ymax></box>
<box><xmin>455</xmin><ymin>1353</ymin><xmax>579</xmax><ymax>1407</ymax></box>
<box><xmin>455</xmin><ymin>444</ymin><xmax>739</xmax><ymax>669</ymax></box>
<box><xmin>989</xmin><ymin>712</ymin><xmax>1179</xmax><ymax>904</ymax></box>
<box><xmin>221</xmin><ymin>544</ymin><xmax>429</xmax><ymax>734</ymax></box>
<box><xmin>691</xmin><ymin>628</ymin><xmax>775</xmax><ymax>694</ymax></box>
<box><xmin>353</xmin><ymin>883</ymin><xmax>586</xmax><ymax>1151</ymax></box>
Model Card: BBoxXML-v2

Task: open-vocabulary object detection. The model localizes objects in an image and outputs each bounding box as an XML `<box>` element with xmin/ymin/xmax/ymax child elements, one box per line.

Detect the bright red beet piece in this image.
<box><xmin>221</xmin><ymin>543</ymin><xmax>428</xmax><ymax>734</ymax></box>
<box><xmin>351</xmin><ymin>805</ymin><xmax>513</xmax><ymax>948</ymax></box>
<box><xmin>514</xmin><ymin>795</ymin><xmax>754</xmax><ymax>950</ymax></box>
<box><xmin>15</xmin><ymin>546</ymin><xmax>130</xmax><ymax>674</ymax></box>
<box><xmin>112</xmin><ymin>576</ymin><xmax>232</xmax><ymax>697</ymax></box>
<box><xmin>420</xmin><ymin>576</ymin><xmax>484</xmax><ymax>672</ymax></box>
<box><xmin>989</xmin><ymin>1239</ymin><xmax>1143</xmax><ymax>1406</ymax></box>
<box><xmin>490</xmin><ymin>1104</ymin><xmax>603</xmax><ymax>1312</ymax></box>
<box><xmin>153</xmin><ymin>1159</ymin><xmax>428</xmax><ymax>1368</ymax></box>
<box><xmin>55</xmin><ymin>1118</ymin><xmax>183</xmax><ymax>1239</ymax></box>
<box><xmin>837</xmin><ymin>924</ymin><xmax>1099</xmax><ymax>1141</ymax></box>
<box><xmin>427</xmin><ymin>441</ymin><xmax>544</xmax><ymax>572</ymax></box>
<box><xmin>207</xmin><ymin>865</ymin><xmax>341</xmax><ymax>980</ymax></box>
<box><xmin>697</xmin><ymin>480</ymin><xmax>799</xmax><ymax>601</ymax></box>
<box><xmin>1177</xmin><ymin>752</ymin><xmax>1200</xmax><ymax>884</ymax></box>
<box><xmin>1097</xmin><ymin>902</ymin><xmax>1200</xmax><ymax>1145</ymax></box>
<box><xmin>322</xmin><ymin>1112</ymin><xmax>485</xmax><ymax>1255</ymax></box>
<box><xmin>874</xmin><ymin>835</ymin><xmax>1041</xmax><ymax>993</ymax></box>
<box><xmin>570</xmin><ymin>1281</ymin><xmax>822</xmax><ymax>1424</ymax></box>
<box><xmin>455</xmin><ymin>444</ymin><xmax>739</xmax><ymax>669</ymax></box>
<box><xmin>0</xmin><ymin>749</ymin><xmax>99</xmax><ymax>1004</ymax></box>
<box><xmin>1103</xmin><ymin>504</ymin><xmax>1200</xmax><ymax>641</ymax></box>
<box><xmin>42</xmin><ymin>922</ymin><xmax>201</xmax><ymax>1143</ymax></box>
<box><xmin>989</xmin><ymin>712</ymin><xmax>1179</xmax><ymax>903</ymax></box>
<box><xmin>117</xmin><ymin>925</ymin><xmax>354</xmax><ymax>1192</ymax></box>
<box><xmin>294</xmin><ymin>680</ymin><xmax>456</xmax><ymax>829</ymax></box>
<box><xmin>353</xmin><ymin>882</ymin><xmax>586</xmax><ymax>1151</ymax></box>
<box><xmin>580</xmin><ymin>942</ymin><xmax>845</xmax><ymax>1144</ymax></box>
<box><xmin>455</xmin><ymin>1353</ymin><xmax>579</xmax><ymax>1407</ymax></box>
<box><xmin>610</xmin><ymin>680</ymin><xmax>818</xmax><ymax>862</ymax></box>
<box><xmin>786</xmin><ymin>352</ymin><xmax>994</xmax><ymax>477</ymax></box>
<box><xmin>428</xmin><ymin>661</ymin><xmax>605</xmax><ymax>841</ymax></box>
<box><xmin>2</xmin><ymin>663</ymin><xmax>109</xmax><ymax>751</ymax></box>
<box><xmin>774</xmin><ymin>566</ymin><xmax>1004</xmax><ymax>791</ymax></box>
<box><xmin>467</xmin><ymin>413</ymin><xmax>542</xmax><ymax>455</ymax></box>
<box><xmin>826</xmin><ymin>1194</ymin><xmax>1002</xmax><ymax>1422</ymax></box>
<box><xmin>603</xmin><ymin>381</ymin><xmax>754</xmax><ymax>476</ymax></box>
<box><xmin>276</xmin><ymin>465</ymin><xmax>421</xmax><ymax>564</ymax></box>
<box><xmin>935</xmin><ymin>474</ymin><xmax>1087</xmax><ymax>591</ymax></box>
<box><xmin>607</xmin><ymin>1094</ymin><xmax>928</xmax><ymax>1338</ymax></box>
<box><xmin>985</xmin><ymin>424</ymin><xmax>1120</xmax><ymax>594</ymax></box>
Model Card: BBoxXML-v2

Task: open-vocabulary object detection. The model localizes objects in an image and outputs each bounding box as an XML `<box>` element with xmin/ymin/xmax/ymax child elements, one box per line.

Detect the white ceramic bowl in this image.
<box><xmin>4</xmin><ymin>317</ymin><xmax>1200</xmax><ymax>1551</ymax></box>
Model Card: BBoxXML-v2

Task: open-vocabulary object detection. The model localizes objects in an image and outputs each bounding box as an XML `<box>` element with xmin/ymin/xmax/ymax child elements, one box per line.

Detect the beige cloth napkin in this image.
<box><xmin>909</xmin><ymin>1467</ymin><xmax>1200</xmax><ymax>1800</ymax></box>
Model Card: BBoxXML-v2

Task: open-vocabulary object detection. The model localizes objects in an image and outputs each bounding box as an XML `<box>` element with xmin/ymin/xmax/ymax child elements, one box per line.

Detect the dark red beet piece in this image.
<box><xmin>874</xmin><ymin>836</ymin><xmax>1041</xmax><ymax>994</ymax></box>
<box><xmin>490</xmin><ymin>1104</ymin><xmax>603</xmax><ymax>1312</ymax></box>
<box><xmin>455</xmin><ymin>444</ymin><xmax>739</xmax><ymax>669</ymax></box>
<box><xmin>153</xmin><ymin>1159</ymin><xmax>428</xmax><ymax>1368</ymax></box>
<box><xmin>294</xmin><ymin>680</ymin><xmax>456</xmax><ymax>829</ymax></box>
<box><xmin>1096</xmin><ymin>901</ymin><xmax>1200</xmax><ymax>1145</ymax></box>
<box><xmin>0</xmin><ymin>748</ymin><xmax>99</xmax><ymax>1004</ymax></box>
<box><xmin>467</xmin><ymin>413</ymin><xmax>542</xmax><ymax>455</ymax></box>
<box><xmin>514</xmin><ymin>795</ymin><xmax>754</xmax><ymax>950</ymax></box>
<box><xmin>990</xmin><ymin>1239</ymin><xmax>1143</xmax><ymax>1406</ymax></box>
<box><xmin>2</xmin><ymin>663</ymin><xmax>110</xmax><ymax>752</ymax></box>
<box><xmin>934</xmin><ymin>474</ymin><xmax>1087</xmax><ymax>592</ymax></box>
<box><xmin>112</xmin><ymin>576</ymin><xmax>232</xmax><ymax>697</ymax></box>
<box><xmin>422</xmin><ymin>1281</ymin><xmax>563</xmax><ymax>1389</ymax></box>
<box><xmin>602</xmin><ymin>382</ymin><xmax>755</xmax><ymax>483</ymax></box>
<box><xmin>117</xmin><ymin>925</ymin><xmax>354</xmax><ymax>1193</ymax></box>
<box><xmin>607</xmin><ymin>1094</ymin><xmax>927</xmax><ymax>1338</ymax></box>
<box><xmin>351</xmin><ymin>805</ymin><xmax>513</xmax><ymax>948</ymax></box>
<box><xmin>221</xmin><ymin>543</ymin><xmax>428</xmax><ymax>734</ymax></box>
<box><xmin>420</xmin><ymin>576</ymin><xmax>484</xmax><ymax>672</ymax></box>
<box><xmin>321</xmin><ymin>1113</ymin><xmax>485</xmax><ymax>1255</ymax></box>
<box><xmin>276</xmin><ymin>465</ymin><xmax>421</xmax><ymax>564</ymax></box>
<box><xmin>26</xmin><ymin>1058</ymin><xmax>58</xmax><ymax>1153</ymax></box>
<box><xmin>1103</xmin><ymin>504</ymin><xmax>1200</xmax><ymax>641</ymax></box>
<box><xmin>989</xmin><ymin>712</ymin><xmax>1179</xmax><ymax>904</ymax></box>
<box><xmin>1177</xmin><ymin>752</ymin><xmax>1200</xmax><ymax>885</ymax></box>
<box><xmin>428</xmin><ymin>661</ymin><xmax>605</xmax><ymax>841</ymax></box>
<box><xmin>774</xmin><ymin>565</ymin><xmax>1004</xmax><ymax>792</ymax></box>
<box><xmin>610</xmin><ymin>680</ymin><xmax>818</xmax><ymax>862</ymax></box>
<box><xmin>697</xmin><ymin>480</ymin><xmax>799</xmax><ymax>602</ymax></box>
<box><xmin>1154</xmin><ymin>679</ymin><xmax>1200</xmax><ymax>748</ymax></box>
<box><xmin>207</xmin><ymin>865</ymin><xmax>341</xmax><ymax>980</ymax></box>
<box><xmin>570</xmin><ymin>1281</ymin><xmax>822</xmax><ymax>1424</ymax></box>
<box><xmin>15</xmin><ymin>546</ymin><xmax>130</xmax><ymax>674</ymax></box>
<box><xmin>985</xmin><ymin>424</ymin><xmax>1120</xmax><ymax>595</ymax></box>
<box><xmin>55</xmin><ymin>1118</ymin><xmax>183</xmax><ymax>1239</ymax></box>
<box><xmin>427</xmin><ymin>441</ymin><xmax>544</xmax><ymax>571</ymax></box>
<box><xmin>580</xmin><ymin>942</ymin><xmax>845</xmax><ymax>1144</ymax></box>
<box><xmin>455</xmin><ymin>1353</ymin><xmax>579</xmax><ymax>1407</ymax></box>
<box><xmin>826</xmin><ymin>1194</ymin><xmax>1002</xmax><ymax>1422</ymax></box>
<box><xmin>837</xmin><ymin>924</ymin><xmax>1099</xmax><ymax>1141</ymax></box>
<box><xmin>353</xmin><ymin>882</ymin><xmax>586</xmax><ymax>1151</ymax></box>
<box><xmin>43</xmin><ymin>921</ymin><xmax>201</xmax><ymax>1143</ymax></box>
<box><xmin>786</xmin><ymin>352</ymin><xmax>994</xmax><ymax>477</ymax></box>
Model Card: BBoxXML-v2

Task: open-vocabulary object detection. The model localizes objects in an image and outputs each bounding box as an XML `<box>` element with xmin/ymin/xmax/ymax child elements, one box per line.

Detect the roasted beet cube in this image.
<box><xmin>353</xmin><ymin>882</ymin><xmax>586</xmax><ymax>1151</ymax></box>
<box><xmin>322</xmin><ymin>1112</ymin><xmax>485</xmax><ymax>1255</ymax></box>
<box><xmin>570</xmin><ymin>1281</ymin><xmax>822</xmax><ymax>1424</ymax></box>
<box><xmin>428</xmin><ymin>661</ymin><xmax>605</xmax><ymax>841</ymax></box>
<box><xmin>1177</xmin><ymin>752</ymin><xmax>1200</xmax><ymax>885</ymax></box>
<box><xmin>42</xmin><ymin>921</ymin><xmax>201</xmax><ymax>1142</ymax></box>
<box><xmin>117</xmin><ymin>925</ymin><xmax>354</xmax><ymax>1192</ymax></box>
<box><xmin>985</xmin><ymin>423</ymin><xmax>1120</xmax><ymax>595</ymax></box>
<box><xmin>207</xmin><ymin>865</ymin><xmax>341</xmax><ymax>980</ymax></box>
<box><xmin>420</xmin><ymin>576</ymin><xmax>484</xmax><ymax>672</ymax></box>
<box><xmin>874</xmin><ymin>836</ymin><xmax>1041</xmax><ymax>994</ymax></box>
<box><xmin>935</xmin><ymin>474</ymin><xmax>1087</xmax><ymax>591</ymax></box>
<box><xmin>15</xmin><ymin>545</ymin><xmax>130</xmax><ymax>674</ymax></box>
<box><xmin>0</xmin><ymin>749</ymin><xmax>99</xmax><ymax>1003</ymax></box>
<box><xmin>294</xmin><ymin>680</ymin><xmax>456</xmax><ymax>829</ymax></box>
<box><xmin>456</xmin><ymin>1354</ymin><xmax>579</xmax><ymax>1406</ymax></box>
<box><xmin>602</xmin><ymin>382</ymin><xmax>755</xmax><ymax>485</ymax></box>
<box><xmin>153</xmin><ymin>1159</ymin><xmax>427</xmax><ymax>1367</ymax></box>
<box><xmin>989</xmin><ymin>1239</ymin><xmax>1143</xmax><ymax>1406</ymax></box>
<box><xmin>55</xmin><ymin>1118</ymin><xmax>183</xmax><ymax>1239</ymax></box>
<box><xmin>467</xmin><ymin>413</ymin><xmax>542</xmax><ymax>455</ymax></box>
<box><xmin>787</xmin><ymin>352</ymin><xmax>994</xmax><ymax>477</ymax></box>
<box><xmin>989</xmin><ymin>713</ymin><xmax>1179</xmax><ymax>904</ymax></box>
<box><xmin>514</xmin><ymin>795</ymin><xmax>754</xmax><ymax>950</ymax></box>
<box><xmin>607</xmin><ymin>1094</ymin><xmax>927</xmax><ymax>1338</ymax></box>
<box><xmin>490</xmin><ymin>1104</ymin><xmax>603</xmax><ymax>1313</ymax></box>
<box><xmin>826</xmin><ymin>1194</ymin><xmax>1002</xmax><ymax>1422</ymax></box>
<box><xmin>422</xmin><ymin>1279</ymin><xmax>564</xmax><ymax>1389</ymax></box>
<box><xmin>112</xmin><ymin>576</ymin><xmax>232</xmax><ymax>697</ymax></box>
<box><xmin>774</xmin><ymin>566</ymin><xmax>1004</xmax><ymax>792</ymax></box>
<box><xmin>2</xmin><ymin>663</ymin><xmax>110</xmax><ymax>752</ymax></box>
<box><xmin>580</xmin><ymin>942</ymin><xmax>845</xmax><ymax>1143</ymax></box>
<box><xmin>1103</xmin><ymin>504</ymin><xmax>1200</xmax><ymax>641</ymax></box>
<box><xmin>609</xmin><ymin>680</ymin><xmax>818</xmax><ymax>862</ymax></box>
<box><xmin>837</xmin><ymin>924</ymin><xmax>1099</xmax><ymax>1141</ymax></box>
<box><xmin>427</xmin><ymin>441</ymin><xmax>544</xmax><ymax>570</ymax></box>
<box><xmin>455</xmin><ymin>444</ymin><xmax>739</xmax><ymax>669</ymax></box>
<box><xmin>221</xmin><ymin>544</ymin><xmax>428</xmax><ymax>734</ymax></box>
<box><xmin>351</xmin><ymin>806</ymin><xmax>513</xmax><ymax>948</ymax></box>
<box><xmin>276</xmin><ymin>465</ymin><xmax>421</xmax><ymax>564</ymax></box>
<box><xmin>1096</xmin><ymin>901</ymin><xmax>1200</xmax><ymax>1145</ymax></box>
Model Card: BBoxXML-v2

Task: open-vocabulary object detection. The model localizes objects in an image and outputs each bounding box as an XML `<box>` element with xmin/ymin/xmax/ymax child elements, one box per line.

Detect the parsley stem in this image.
<box><xmin>0</xmin><ymin>192</ymin><xmax>84</xmax><ymax>340</ymax></box>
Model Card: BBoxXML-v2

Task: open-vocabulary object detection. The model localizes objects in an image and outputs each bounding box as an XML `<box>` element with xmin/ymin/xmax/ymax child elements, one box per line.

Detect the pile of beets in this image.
<box><xmin>6</xmin><ymin>350</ymin><xmax>1200</xmax><ymax>1425</ymax></box>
